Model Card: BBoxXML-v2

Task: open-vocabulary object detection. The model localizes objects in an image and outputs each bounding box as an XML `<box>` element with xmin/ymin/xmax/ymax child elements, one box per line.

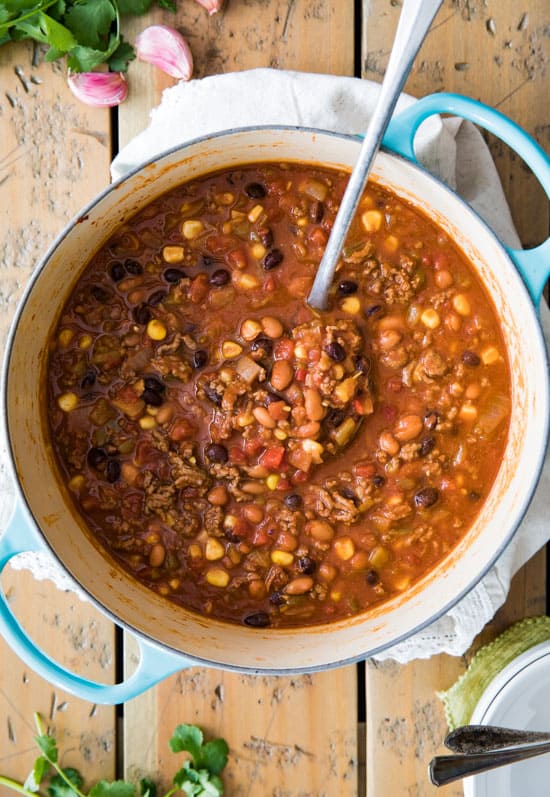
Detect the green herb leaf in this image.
<box><xmin>63</xmin><ymin>0</ymin><xmax>115</xmax><ymax>49</ymax></box>
<box><xmin>107</xmin><ymin>38</ymin><xmax>134</xmax><ymax>71</ymax></box>
<box><xmin>47</xmin><ymin>768</ymin><xmax>84</xmax><ymax>797</ymax></box>
<box><xmin>23</xmin><ymin>756</ymin><xmax>50</xmax><ymax>792</ymax></box>
<box><xmin>89</xmin><ymin>780</ymin><xmax>136</xmax><ymax>797</ymax></box>
<box><xmin>115</xmin><ymin>0</ymin><xmax>153</xmax><ymax>15</ymax></box>
<box><xmin>156</xmin><ymin>0</ymin><xmax>176</xmax><ymax>11</ymax></box>
<box><xmin>139</xmin><ymin>778</ymin><xmax>156</xmax><ymax>797</ymax></box>
<box><xmin>39</xmin><ymin>10</ymin><xmax>76</xmax><ymax>50</ymax></box>
<box><xmin>35</xmin><ymin>733</ymin><xmax>58</xmax><ymax>764</ymax></box>
<box><xmin>169</xmin><ymin>725</ymin><xmax>204</xmax><ymax>767</ymax></box>
<box><xmin>198</xmin><ymin>741</ymin><xmax>228</xmax><ymax>777</ymax></box>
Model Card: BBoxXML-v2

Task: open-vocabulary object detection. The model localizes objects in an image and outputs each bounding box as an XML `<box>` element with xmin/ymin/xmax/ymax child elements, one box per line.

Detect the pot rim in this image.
<box><xmin>2</xmin><ymin>124</ymin><xmax>548</xmax><ymax>671</ymax></box>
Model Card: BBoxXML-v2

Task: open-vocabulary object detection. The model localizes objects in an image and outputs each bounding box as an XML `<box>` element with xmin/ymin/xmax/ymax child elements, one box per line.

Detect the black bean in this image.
<box><xmin>309</xmin><ymin>200</ymin><xmax>324</xmax><ymax>223</ymax></box>
<box><xmin>372</xmin><ymin>475</ymin><xmax>385</xmax><ymax>488</ymax></box>
<box><xmin>149</xmin><ymin>289</ymin><xmax>166</xmax><ymax>306</ymax></box>
<box><xmin>110</xmin><ymin>261</ymin><xmax>125</xmax><ymax>282</ymax></box>
<box><xmin>298</xmin><ymin>556</ymin><xmax>316</xmax><ymax>575</ymax></box>
<box><xmin>469</xmin><ymin>490</ymin><xmax>481</xmax><ymax>502</ymax></box>
<box><xmin>258</xmin><ymin>228</ymin><xmax>274</xmax><ymax>248</ymax></box>
<box><xmin>414</xmin><ymin>487</ymin><xmax>439</xmax><ymax>509</ymax></box>
<box><xmin>263</xmin><ymin>249</ymin><xmax>284</xmax><ymax>270</ymax></box>
<box><xmin>284</xmin><ymin>493</ymin><xmax>303</xmax><ymax>510</ymax></box>
<box><xmin>419</xmin><ymin>436</ymin><xmax>436</xmax><ymax>456</ymax></box>
<box><xmin>365</xmin><ymin>304</ymin><xmax>383</xmax><ymax>317</ymax></box>
<box><xmin>269</xmin><ymin>591</ymin><xmax>286</xmax><ymax>606</ymax></box>
<box><xmin>91</xmin><ymin>285</ymin><xmax>110</xmax><ymax>303</ymax></box>
<box><xmin>325</xmin><ymin>341</ymin><xmax>346</xmax><ymax>362</ymax></box>
<box><xmin>423</xmin><ymin>410</ymin><xmax>440</xmax><ymax>431</ymax></box>
<box><xmin>193</xmin><ymin>349</ymin><xmax>208</xmax><ymax>368</ymax></box>
<box><xmin>164</xmin><ymin>268</ymin><xmax>186</xmax><ymax>283</ymax></box>
<box><xmin>81</xmin><ymin>369</ymin><xmax>96</xmax><ymax>389</ymax></box>
<box><xmin>205</xmin><ymin>443</ymin><xmax>228</xmax><ymax>464</ymax></box>
<box><xmin>203</xmin><ymin>384</ymin><xmax>223</xmax><ymax>406</ymax></box>
<box><xmin>338</xmin><ymin>279</ymin><xmax>358</xmax><ymax>295</ymax></box>
<box><xmin>325</xmin><ymin>408</ymin><xmax>346</xmax><ymax>427</ymax></box>
<box><xmin>210</xmin><ymin>268</ymin><xmax>230</xmax><ymax>286</ymax></box>
<box><xmin>340</xmin><ymin>487</ymin><xmax>358</xmax><ymax>504</ymax></box>
<box><xmin>245</xmin><ymin>182</ymin><xmax>266</xmax><ymax>199</ymax></box>
<box><xmin>201</xmin><ymin>255</ymin><xmax>214</xmax><ymax>268</ymax></box>
<box><xmin>354</xmin><ymin>354</ymin><xmax>371</xmax><ymax>374</ymax></box>
<box><xmin>264</xmin><ymin>392</ymin><xmax>282</xmax><ymax>406</ymax></box>
<box><xmin>106</xmin><ymin>459</ymin><xmax>121</xmax><ymax>483</ymax></box>
<box><xmin>250</xmin><ymin>336</ymin><xmax>273</xmax><ymax>355</ymax></box>
<box><xmin>141</xmin><ymin>388</ymin><xmax>164</xmax><ymax>407</ymax></box>
<box><xmin>124</xmin><ymin>259</ymin><xmax>143</xmax><ymax>275</ymax></box>
<box><xmin>133</xmin><ymin>303</ymin><xmax>152</xmax><ymax>325</ymax></box>
<box><xmin>143</xmin><ymin>375</ymin><xmax>165</xmax><ymax>393</ymax></box>
<box><xmin>243</xmin><ymin>611</ymin><xmax>270</xmax><ymax>628</ymax></box>
<box><xmin>366</xmin><ymin>569</ymin><xmax>379</xmax><ymax>586</ymax></box>
<box><xmin>224</xmin><ymin>528</ymin><xmax>241</xmax><ymax>543</ymax></box>
<box><xmin>87</xmin><ymin>447</ymin><xmax>107</xmax><ymax>469</ymax></box>
<box><xmin>462</xmin><ymin>350</ymin><xmax>481</xmax><ymax>367</ymax></box>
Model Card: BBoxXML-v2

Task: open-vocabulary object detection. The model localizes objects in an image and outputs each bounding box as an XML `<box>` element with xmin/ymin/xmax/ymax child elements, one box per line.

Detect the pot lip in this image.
<box><xmin>1</xmin><ymin>124</ymin><xmax>549</xmax><ymax>671</ymax></box>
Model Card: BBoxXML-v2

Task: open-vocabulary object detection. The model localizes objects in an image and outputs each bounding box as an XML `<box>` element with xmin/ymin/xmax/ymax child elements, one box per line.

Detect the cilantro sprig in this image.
<box><xmin>0</xmin><ymin>0</ymin><xmax>177</xmax><ymax>72</ymax></box>
<box><xmin>0</xmin><ymin>715</ymin><xmax>228</xmax><ymax>797</ymax></box>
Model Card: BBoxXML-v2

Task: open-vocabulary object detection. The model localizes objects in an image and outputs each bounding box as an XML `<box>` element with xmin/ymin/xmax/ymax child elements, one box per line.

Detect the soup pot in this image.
<box><xmin>1</xmin><ymin>94</ymin><xmax>549</xmax><ymax>704</ymax></box>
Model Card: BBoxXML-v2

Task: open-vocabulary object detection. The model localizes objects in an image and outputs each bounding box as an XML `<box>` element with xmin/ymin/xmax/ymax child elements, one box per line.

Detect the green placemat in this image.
<box><xmin>439</xmin><ymin>616</ymin><xmax>550</xmax><ymax>730</ymax></box>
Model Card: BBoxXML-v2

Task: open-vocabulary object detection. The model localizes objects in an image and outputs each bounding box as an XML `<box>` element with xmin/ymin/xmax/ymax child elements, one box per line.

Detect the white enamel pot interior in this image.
<box><xmin>4</xmin><ymin>127</ymin><xmax>549</xmax><ymax>671</ymax></box>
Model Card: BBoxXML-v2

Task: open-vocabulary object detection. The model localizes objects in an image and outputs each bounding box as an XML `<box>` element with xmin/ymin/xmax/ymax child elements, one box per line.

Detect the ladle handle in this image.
<box><xmin>429</xmin><ymin>741</ymin><xmax>550</xmax><ymax>786</ymax></box>
<box><xmin>383</xmin><ymin>93</ymin><xmax>550</xmax><ymax>306</ymax></box>
<box><xmin>0</xmin><ymin>502</ymin><xmax>187</xmax><ymax>704</ymax></box>
<box><xmin>308</xmin><ymin>0</ymin><xmax>443</xmax><ymax>309</ymax></box>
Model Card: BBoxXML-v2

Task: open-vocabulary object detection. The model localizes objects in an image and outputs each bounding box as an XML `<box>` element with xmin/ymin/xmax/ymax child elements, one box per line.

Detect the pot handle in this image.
<box><xmin>0</xmin><ymin>502</ymin><xmax>189</xmax><ymax>704</ymax></box>
<box><xmin>383</xmin><ymin>92</ymin><xmax>550</xmax><ymax>306</ymax></box>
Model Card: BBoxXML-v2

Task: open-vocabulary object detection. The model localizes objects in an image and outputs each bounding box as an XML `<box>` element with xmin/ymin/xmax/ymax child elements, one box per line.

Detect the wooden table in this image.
<box><xmin>1</xmin><ymin>2</ymin><xmax>548</xmax><ymax>795</ymax></box>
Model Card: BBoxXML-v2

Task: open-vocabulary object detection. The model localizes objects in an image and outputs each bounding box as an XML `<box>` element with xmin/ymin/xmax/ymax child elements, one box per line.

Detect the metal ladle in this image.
<box><xmin>307</xmin><ymin>0</ymin><xmax>443</xmax><ymax>310</ymax></box>
<box><xmin>429</xmin><ymin>724</ymin><xmax>550</xmax><ymax>786</ymax></box>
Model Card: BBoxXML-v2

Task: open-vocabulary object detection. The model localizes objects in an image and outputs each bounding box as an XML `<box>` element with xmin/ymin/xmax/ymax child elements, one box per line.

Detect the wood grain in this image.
<box><xmin>0</xmin><ymin>41</ymin><xmax>116</xmax><ymax>797</ymax></box>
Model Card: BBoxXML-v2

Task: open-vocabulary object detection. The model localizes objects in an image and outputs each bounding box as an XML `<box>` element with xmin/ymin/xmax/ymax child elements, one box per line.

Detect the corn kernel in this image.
<box><xmin>333</xmin><ymin>364</ymin><xmax>344</xmax><ymax>380</ymax></box>
<box><xmin>250</xmin><ymin>243</ymin><xmax>266</xmax><ymax>260</ymax></box>
<box><xmin>79</xmin><ymin>334</ymin><xmax>93</xmax><ymax>349</ymax></box>
<box><xmin>162</xmin><ymin>245</ymin><xmax>185</xmax><ymax>263</ymax></box>
<box><xmin>206</xmin><ymin>568</ymin><xmax>230</xmax><ymax>587</ymax></box>
<box><xmin>421</xmin><ymin>308</ymin><xmax>441</xmax><ymax>329</ymax></box>
<box><xmin>222</xmin><ymin>340</ymin><xmax>243</xmax><ymax>358</ymax></box>
<box><xmin>234</xmin><ymin>273</ymin><xmax>260</xmax><ymax>290</ymax></box>
<box><xmin>459</xmin><ymin>403</ymin><xmax>478</xmax><ymax>421</ymax></box>
<box><xmin>296</xmin><ymin>216</ymin><xmax>308</xmax><ymax>227</ymax></box>
<box><xmin>139</xmin><ymin>416</ymin><xmax>157</xmax><ymax>430</ymax></box>
<box><xmin>57</xmin><ymin>392</ymin><xmax>78</xmax><ymax>412</ymax></box>
<box><xmin>146</xmin><ymin>319</ymin><xmax>167</xmax><ymax>340</ymax></box>
<box><xmin>240</xmin><ymin>319</ymin><xmax>262</xmax><ymax>340</ymax></box>
<box><xmin>222</xmin><ymin>221</ymin><xmax>232</xmax><ymax>235</ymax></box>
<box><xmin>169</xmin><ymin>578</ymin><xmax>181</xmax><ymax>590</ymax></box>
<box><xmin>248</xmin><ymin>204</ymin><xmax>264</xmax><ymax>223</ymax></box>
<box><xmin>361</xmin><ymin>209</ymin><xmax>383</xmax><ymax>232</ymax></box>
<box><xmin>334</xmin><ymin>537</ymin><xmax>355</xmax><ymax>560</ymax></box>
<box><xmin>369</xmin><ymin>545</ymin><xmax>390</xmax><ymax>569</ymax></box>
<box><xmin>481</xmin><ymin>346</ymin><xmax>500</xmax><ymax>365</ymax></box>
<box><xmin>453</xmin><ymin>293</ymin><xmax>471</xmax><ymax>316</ymax></box>
<box><xmin>205</xmin><ymin>537</ymin><xmax>225</xmax><ymax>561</ymax></box>
<box><xmin>237</xmin><ymin>411</ymin><xmax>254</xmax><ymax>427</ymax></box>
<box><xmin>384</xmin><ymin>234</ymin><xmax>399</xmax><ymax>253</ymax></box>
<box><xmin>217</xmin><ymin>192</ymin><xmax>234</xmax><ymax>205</ymax></box>
<box><xmin>340</xmin><ymin>296</ymin><xmax>361</xmax><ymax>315</ymax></box>
<box><xmin>271</xmin><ymin>550</ymin><xmax>294</xmax><ymax>567</ymax></box>
<box><xmin>274</xmin><ymin>428</ymin><xmax>288</xmax><ymax>441</ymax></box>
<box><xmin>266</xmin><ymin>474</ymin><xmax>280</xmax><ymax>490</ymax></box>
<box><xmin>360</xmin><ymin>194</ymin><xmax>375</xmax><ymax>210</ymax></box>
<box><xmin>330</xmin><ymin>590</ymin><xmax>342</xmax><ymax>602</ymax></box>
<box><xmin>58</xmin><ymin>328</ymin><xmax>74</xmax><ymax>347</ymax></box>
<box><xmin>223</xmin><ymin>514</ymin><xmax>238</xmax><ymax>529</ymax></box>
<box><xmin>182</xmin><ymin>220</ymin><xmax>204</xmax><ymax>240</ymax></box>
<box><xmin>188</xmin><ymin>544</ymin><xmax>203</xmax><ymax>559</ymax></box>
<box><xmin>157</xmin><ymin>585</ymin><xmax>170</xmax><ymax>596</ymax></box>
<box><xmin>68</xmin><ymin>474</ymin><xmax>85</xmax><ymax>491</ymax></box>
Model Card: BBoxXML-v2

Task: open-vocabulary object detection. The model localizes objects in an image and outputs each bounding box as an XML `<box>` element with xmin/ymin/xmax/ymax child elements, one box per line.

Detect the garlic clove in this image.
<box><xmin>67</xmin><ymin>71</ymin><xmax>128</xmax><ymax>107</ymax></box>
<box><xmin>135</xmin><ymin>24</ymin><xmax>193</xmax><ymax>80</ymax></box>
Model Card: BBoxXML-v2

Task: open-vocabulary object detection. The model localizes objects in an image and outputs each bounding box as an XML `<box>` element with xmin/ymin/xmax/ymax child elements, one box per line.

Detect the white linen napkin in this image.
<box><xmin>4</xmin><ymin>69</ymin><xmax>549</xmax><ymax>663</ymax></box>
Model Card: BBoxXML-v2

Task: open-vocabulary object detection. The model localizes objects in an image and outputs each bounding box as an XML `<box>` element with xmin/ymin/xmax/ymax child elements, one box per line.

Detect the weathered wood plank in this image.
<box><xmin>0</xmin><ymin>41</ymin><xmax>116</xmax><ymax>797</ymax></box>
<box><xmin>362</xmin><ymin>3</ymin><xmax>548</xmax><ymax>794</ymax></box>
<box><xmin>120</xmin><ymin>2</ymin><xmax>359</xmax><ymax>795</ymax></box>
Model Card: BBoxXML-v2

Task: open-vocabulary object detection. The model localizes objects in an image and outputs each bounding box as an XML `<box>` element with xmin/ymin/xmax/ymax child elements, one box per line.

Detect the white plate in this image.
<box><xmin>464</xmin><ymin>639</ymin><xmax>550</xmax><ymax>797</ymax></box>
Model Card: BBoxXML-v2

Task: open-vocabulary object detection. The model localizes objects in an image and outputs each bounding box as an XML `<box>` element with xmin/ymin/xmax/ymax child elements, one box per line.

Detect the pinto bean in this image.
<box><xmin>304</xmin><ymin>388</ymin><xmax>324</xmax><ymax>421</ymax></box>
<box><xmin>394</xmin><ymin>414</ymin><xmax>423</xmax><ymax>442</ymax></box>
<box><xmin>285</xmin><ymin>576</ymin><xmax>314</xmax><ymax>595</ymax></box>
<box><xmin>271</xmin><ymin>359</ymin><xmax>294</xmax><ymax>391</ymax></box>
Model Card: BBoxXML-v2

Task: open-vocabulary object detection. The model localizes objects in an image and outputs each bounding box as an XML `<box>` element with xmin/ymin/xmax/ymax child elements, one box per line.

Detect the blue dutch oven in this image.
<box><xmin>1</xmin><ymin>94</ymin><xmax>549</xmax><ymax>703</ymax></box>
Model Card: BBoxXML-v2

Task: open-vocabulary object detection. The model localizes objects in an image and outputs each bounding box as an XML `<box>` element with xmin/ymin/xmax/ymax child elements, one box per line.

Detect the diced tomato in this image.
<box><xmin>263</xmin><ymin>276</ymin><xmax>276</xmax><ymax>292</ymax></box>
<box><xmin>169</xmin><ymin>418</ymin><xmax>195</xmax><ymax>442</ymax></box>
<box><xmin>229</xmin><ymin>445</ymin><xmax>247</xmax><ymax>465</ymax></box>
<box><xmin>226</xmin><ymin>248</ymin><xmax>248</xmax><ymax>270</ymax></box>
<box><xmin>276</xmin><ymin>477</ymin><xmax>292</xmax><ymax>491</ymax></box>
<box><xmin>354</xmin><ymin>461</ymin><xmax>377</xmax><ymax>479</ymax></box>
<box><xmin>307</xmin><ymin>347</ymin><xmax>321</xmax><ymax>363</ymax></box>
<box><xmin>243</xmin><ymin>437</ymin><xmax>263</xmax><ymax>458</ymax></box>
<box><xmin>206</xmin><ymin>234</ymin><xmax>233</xmax><ymax>254</ymax></box>
<box><xmin>386</xmin><ymin>378</ymin><xmax>403</xmax><ymax>393</ymax></box>
<box><xmin>308</xmin><ymin>227</ymin><xmax>327</xmax><ymax>247</ymax></box>
<box><xmin>259</xmin><ymin>445</ymin><xmax>285</xmax><ymax>470</ymax></box>
<box><xmin>189</xmin><ymin>273</ymin><xmax>209</xmax><ymax>304</ymax></box>
<box><xmin>290</xmin><ymin>467</ymin><xmax>310</xmax><ymax>484</ymax></box>
<box><xmin>267</xmin><ymin>400</ymin><xmax>289</xmax><ymax>421</ymax></box>
<box><xmin>252</xmin><ymin>528</ymin><xmax>271</xmax><ymax>546</ymax></box>
<box><xmin>295</xmin><ymin>368</ymin><xmax>307</xmax><ymax>382</ymax></box>
<box><xmin>382</xmin><ymin>404</ymin><xmax>398</xmax><ymax>423</ymax></box>
<box><xmin>274</xmin><ymin>338</ymin><xmax>295</xmax><ymax>361</ymax></box>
